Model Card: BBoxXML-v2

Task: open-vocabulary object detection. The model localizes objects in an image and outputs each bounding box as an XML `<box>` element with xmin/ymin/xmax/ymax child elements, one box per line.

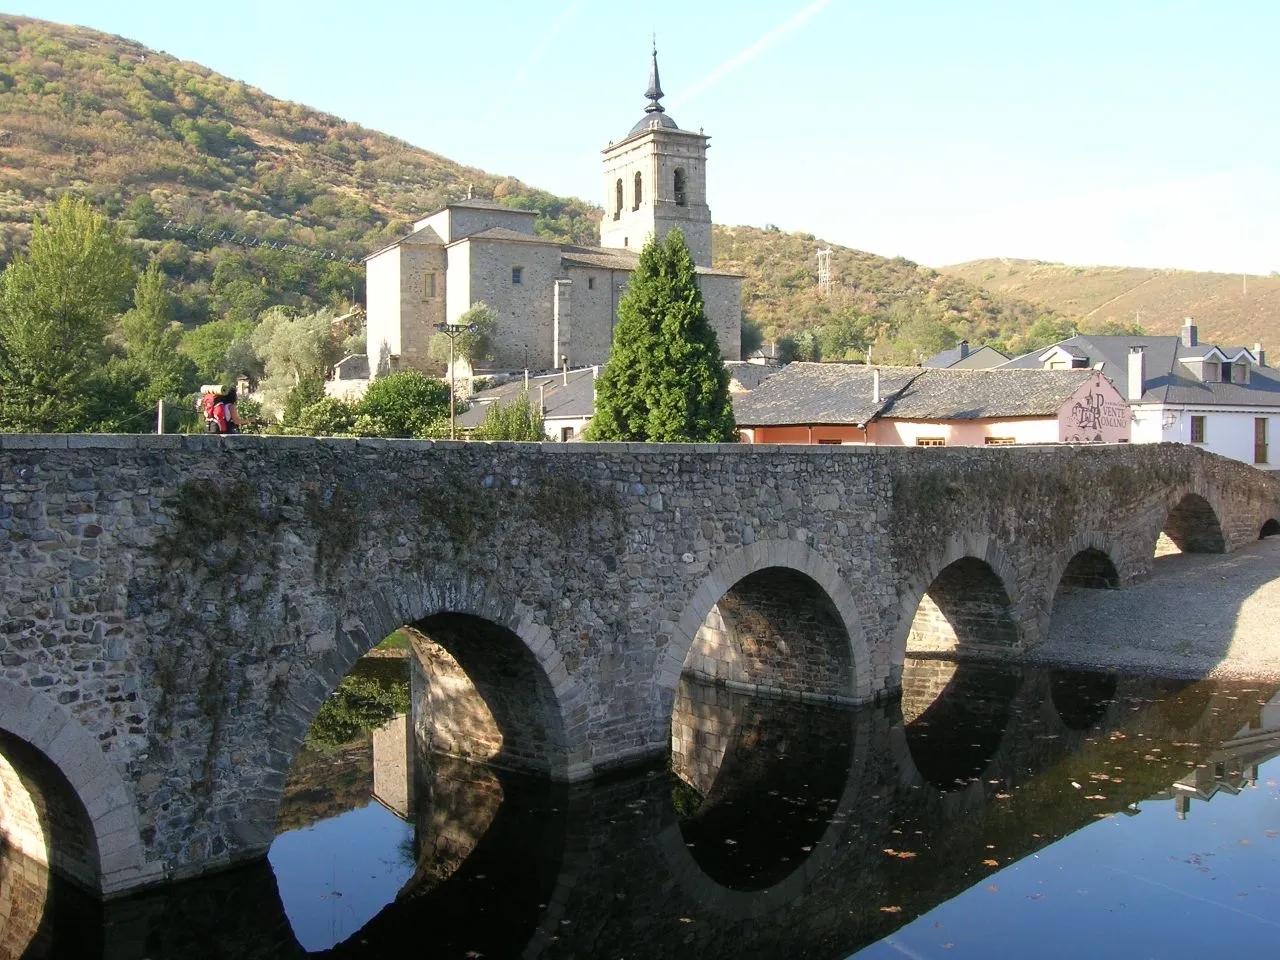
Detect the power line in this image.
<box><xmin>159</xmin><ymin>219</ymin><xmax>361</xmax><ymax>265</ymax></box>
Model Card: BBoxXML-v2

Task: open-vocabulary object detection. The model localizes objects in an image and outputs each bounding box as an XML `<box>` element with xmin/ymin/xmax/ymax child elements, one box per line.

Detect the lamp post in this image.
<box><xmin>434</xmin><ymin>321</ymin><xmax>478</xmax><ymax>439</ymax></box>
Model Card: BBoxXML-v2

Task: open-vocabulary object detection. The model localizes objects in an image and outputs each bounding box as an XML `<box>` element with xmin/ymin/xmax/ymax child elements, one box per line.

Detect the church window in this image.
<box><xmin>511</xmin><ymin>266</ymin><xmax>523</xmax><ymax>285</ymax></box>
<box><xmin>614</xmin><ymin>179</ymin><xmax>623</xmax><ymax>220</ymax></box>
<box><xmin>674</xmin><ymin>167</ymin><xmax>687</xmax><ymax>206</ymax></box>
<box><xmin>587</xmin><ymin>277</ymin><xmax>595</xmax><ymax>290</ymax></box>
<box><xmin>633</xmin><ymin>172</ymin><xmax>642</xmax><ymax>210</ymax></box>
<box><xmin>423</xmin><ymin>272</ymin><xmax>436</xmax><ymax>299</ymax></box>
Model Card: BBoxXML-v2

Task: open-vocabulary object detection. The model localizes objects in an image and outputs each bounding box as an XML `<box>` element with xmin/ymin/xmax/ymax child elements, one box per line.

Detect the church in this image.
<box><xmin>363</xmin><ymin>49</ymin><xmax>743</xmax><ymax>378</ymax></box>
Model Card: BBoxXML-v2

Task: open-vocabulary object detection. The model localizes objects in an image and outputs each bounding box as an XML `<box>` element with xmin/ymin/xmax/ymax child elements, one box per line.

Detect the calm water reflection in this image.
<box><xmin>11</xmin><ymin>657</ymin><xmax>1280</xmax><ymax>959</ymax></box>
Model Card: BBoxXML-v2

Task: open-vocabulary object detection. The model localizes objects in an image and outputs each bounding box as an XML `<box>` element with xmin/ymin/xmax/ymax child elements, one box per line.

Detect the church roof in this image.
<box><xmin>446</xmin><ymin>227</ymin><xmax>561</xmax><ymax>247</ymax></box>
<box><xmin>362</xmin><ymin>223</ymin><xmax>445</xmax><ymax>261</ymax></box>
<box><xmin>560</xmin><ymin>247</ymin><xmax>741</xmax><ymax>277</ymax></box>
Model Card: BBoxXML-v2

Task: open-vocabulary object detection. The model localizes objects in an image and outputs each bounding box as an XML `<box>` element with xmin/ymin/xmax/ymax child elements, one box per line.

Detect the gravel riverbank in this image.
<box><xmin>1030</xmin><ymin>536</ymin><xmax>1280</xmax><ymax>680</ymax></box>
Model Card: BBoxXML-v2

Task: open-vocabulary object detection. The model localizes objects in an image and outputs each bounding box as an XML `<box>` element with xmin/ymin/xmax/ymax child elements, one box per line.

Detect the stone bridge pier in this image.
<box><xmin>0</xmin><ymin>434</ymin><xmax>1276</xmax><ymax>896</ymax></box>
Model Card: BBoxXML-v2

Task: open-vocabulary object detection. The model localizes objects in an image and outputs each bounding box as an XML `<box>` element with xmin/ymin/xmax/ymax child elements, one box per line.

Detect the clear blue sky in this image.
<box><xmin>13</xmin><ymin>0</ymin><xmax>1280</xmax><ymax>273</ymax></box>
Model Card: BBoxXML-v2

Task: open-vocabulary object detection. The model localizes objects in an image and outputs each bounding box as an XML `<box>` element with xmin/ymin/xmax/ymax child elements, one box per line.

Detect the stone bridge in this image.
<box><xmin>0</xmin><ymin>434</ymin><xmax>1277</xmax><ymax>898</ymax></box>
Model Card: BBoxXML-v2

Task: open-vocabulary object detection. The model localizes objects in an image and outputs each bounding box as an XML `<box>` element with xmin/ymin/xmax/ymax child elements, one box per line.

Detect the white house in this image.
<box><xmin>1001</xmin><ymin>319</ymin><xmax>1280</xmax><ymax>469</ymax></box>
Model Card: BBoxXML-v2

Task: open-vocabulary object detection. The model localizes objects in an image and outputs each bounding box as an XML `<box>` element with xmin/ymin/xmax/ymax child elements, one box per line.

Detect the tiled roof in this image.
<box><xmin>458</xmin><ymin>369</ymin><xmax>597</xmax><ymax>428</ymax></box>
<box><xmin>733</xmin><ymin>364</ymin><xmax>1100</xmax><ymax>426</ymax></box>
<box><xmin>1002</xmin><ymin>335</ymin><xmax>1280</xmax><ymax>407</ymax></box>
<box><xmin>560</xmin><ymin>247</ymin><xmax>742</xmax><ymax>277</ymax></box>
<box><xmin>725</xmin><ymin>361</ymin><xmax>784</xmax><ymax>393</ymax></box>
<box><xmin>732</xmin><ymin>363</ymin><xmax>923</xmax><ymax>426</ymax></box>
<box><xmin>363</xmin><ymin>223</ymin><xmax>445</xmax><ymax>260</ymax></box>
<box><xmin>881</xmin><ymin>369</ymin><xmax>1094</xmax><ymax>419</ymax></box>
<box><xmin>449</xmin><ymin>227</ymin><xmax>560</xmax><ymax>246</ymax></box>
<box><xmin>923</xmin><ymin>344</ymin><xmax>1009</xmax><ymax>369</ymax></box>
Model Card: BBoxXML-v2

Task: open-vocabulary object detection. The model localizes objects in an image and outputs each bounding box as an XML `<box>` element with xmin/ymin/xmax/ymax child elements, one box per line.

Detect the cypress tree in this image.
<box><xmin>588</xmin><ymin>229</ymin><xmax>736</xmax><ymax>442</ymax></box>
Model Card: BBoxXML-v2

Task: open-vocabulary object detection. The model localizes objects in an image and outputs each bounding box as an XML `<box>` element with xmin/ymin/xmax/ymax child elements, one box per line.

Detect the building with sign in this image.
<box><xmin>734</xmin><ymin>365</ymin><xmax>1130</xmax><ymax>446</ymax></box>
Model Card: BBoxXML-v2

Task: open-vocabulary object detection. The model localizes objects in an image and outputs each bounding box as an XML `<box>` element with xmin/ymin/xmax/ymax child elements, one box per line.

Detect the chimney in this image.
<box><xmin>872</xmin><ymin>368</ymin><xmax>881</xmax><ymax>404</ymax></box>
<box><xmin>1181</xmin><ymin>317</ymin><xmax>1198</xmax><ymax>348</ymax></box>
<box><xmin>1255</xmin><ymin>343</ymin><xmax>1266</xmax><ymax>367</ymax></box>
<box><xmin>959</xmin><ymin>339</ymin><xmax>969</xmax><ymax>360</ymax></box>
<box><xmin>1128</xmin><ymin>346</ymin><xmax>1146</xmax><ymax>401</ymax></box>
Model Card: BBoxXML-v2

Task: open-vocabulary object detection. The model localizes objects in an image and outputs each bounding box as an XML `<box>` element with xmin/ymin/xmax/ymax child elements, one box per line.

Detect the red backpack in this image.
<box><xmin>203</xmin><ymin>393</ymin><xmax>229</xmax><ymax>434</ymax></box>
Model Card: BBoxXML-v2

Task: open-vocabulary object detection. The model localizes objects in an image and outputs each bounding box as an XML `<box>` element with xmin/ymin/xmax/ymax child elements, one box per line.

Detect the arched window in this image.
<box><xmin>633</xmin><ymin>172</ymin><xmax>642</xmax><ymax>210</ymax></box>
<box><xmin>614</xmin><ymin>178</ymin><xmax>623</xmax><ymax>220</ymax></box>
<box><xmin>674</xmin><ymin>167</ymin><xmax>687</xmax><ymax>207</ymax></box>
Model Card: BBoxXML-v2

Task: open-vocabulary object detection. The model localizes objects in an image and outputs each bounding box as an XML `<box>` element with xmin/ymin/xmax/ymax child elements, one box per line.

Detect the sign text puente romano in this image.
<box><xmin>1</xmin><ymin>435</ymin><xmax>1276</xmax><ymax>897</ymax></box>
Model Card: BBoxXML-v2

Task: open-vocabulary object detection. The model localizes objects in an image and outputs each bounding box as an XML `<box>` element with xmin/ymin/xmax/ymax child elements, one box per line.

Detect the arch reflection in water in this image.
<box><xmin>1048</xmin><ymin>669</ymin><xmax>1119</xmax><ymax>731</ymax></box>
<box><xmin>670</xmin><ymin>676</ymin><xmax>858</xmax><ymax>892</ymax></box>
<box><xmin>898</xmin><ymin>658</ymin><xmax>1021</xmax><ymax>791</ymax></box>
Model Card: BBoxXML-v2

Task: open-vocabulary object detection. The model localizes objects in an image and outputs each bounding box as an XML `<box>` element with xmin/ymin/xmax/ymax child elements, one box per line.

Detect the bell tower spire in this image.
<box><xmin>644</xmin><ymin>39</ymin><xmax>665</xmax><ymax>115</ymax></box>
<box><xmin>600</xmin><ymin>43</ymin><xmax>714</xmax><ymax>266</ymax></box>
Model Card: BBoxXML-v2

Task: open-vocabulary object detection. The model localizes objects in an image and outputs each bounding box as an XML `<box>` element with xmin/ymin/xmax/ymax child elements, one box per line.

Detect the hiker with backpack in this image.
<box><xmin>199</xmin><ymin>385</ymin><xmax>244</xmax><ymax>435</ymax></box>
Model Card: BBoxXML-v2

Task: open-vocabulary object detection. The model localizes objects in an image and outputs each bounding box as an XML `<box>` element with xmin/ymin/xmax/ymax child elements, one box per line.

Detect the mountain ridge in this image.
<box><xmin>1</xmin><ymin>14</ymin><xmax>1061</xmax><ymax>358</ymax></box>
<box><xmin>941</xmin><ymin>258</ymin><xmax>1280</xmax><ymax>350</ymax></box>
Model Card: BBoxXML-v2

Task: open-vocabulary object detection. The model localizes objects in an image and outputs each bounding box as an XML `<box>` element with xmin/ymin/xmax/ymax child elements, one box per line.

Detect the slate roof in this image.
<box><xmin>447</xmin><ymin>227</ymin><xmax>560</xmax><ymax>247</ymax></box>
<box><xmin>725</xmin><ymin>361</ymin><xmax>784</xmax><ymax>393</ymax></box>
<box><xmin>559</xmin><ymin>246</ymin><xmax>742</xmax><ymax>277</ymax></box>
<box><xmin>880</xmin><ymin>369</ymin><xmax>1095</xmax><ymax>420</ymax></box>
<box><xmin>458</xmin><ymin>368</ymin><xmax>597</xmax><ymax>429</ymax></box>
<box><xmin>732</xmin><ymin>364</ymin><xmax>923</xmax><ymax>426</ymax></box>
<box><xmin>922</xmin><ymin>344</ymin><xmax>1009</xmax><ymax>370</ymax></box>
<box><xmin>363</xmin><ymin>223</ymin><xmax>445</xmax><ymax>261</ymax></box>
<box><xmin>1001</xmin><ymin>335</ymin><xmax>1280</xmax><ymax>408</ymax></box>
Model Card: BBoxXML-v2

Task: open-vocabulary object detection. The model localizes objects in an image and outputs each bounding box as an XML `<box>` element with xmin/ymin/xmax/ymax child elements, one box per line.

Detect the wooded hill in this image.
<box><xmin>1</xmin><ymin>14</ymin><xmax>1064</xmax><ymax>360</ymax></box>
<box><xmin>942</xmin><ymin>259</ymin><xmax>1280</xmax><ymax>350</ymax></box>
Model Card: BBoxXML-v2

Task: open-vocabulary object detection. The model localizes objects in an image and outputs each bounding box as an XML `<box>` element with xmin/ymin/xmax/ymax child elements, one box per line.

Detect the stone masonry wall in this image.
<box><xmin>0</xmin><ymin>436</ymin><xmax>1277</xmax><ymax>896</ymax></box>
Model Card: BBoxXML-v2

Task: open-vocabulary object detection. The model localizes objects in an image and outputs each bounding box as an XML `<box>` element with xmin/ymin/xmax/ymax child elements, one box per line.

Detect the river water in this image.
<box><xmin>8</xmin><ymin>656</ymin><xmax>1280</xmax><ymax>958</ymax></box>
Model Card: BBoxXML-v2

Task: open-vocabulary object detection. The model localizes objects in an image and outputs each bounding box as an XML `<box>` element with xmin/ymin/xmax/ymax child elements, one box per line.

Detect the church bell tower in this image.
<box><xmin>600</xmin><ymin>46</ymin><xmax>713</xmax><ymax>266</ymax></box>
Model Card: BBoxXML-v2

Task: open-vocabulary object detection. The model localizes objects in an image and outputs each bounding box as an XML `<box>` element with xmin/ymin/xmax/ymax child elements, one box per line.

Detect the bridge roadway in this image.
<box><xmin>0</xmin><ymin>434</ymin><xmax>1277</xmax><ymax>896</ymax></box>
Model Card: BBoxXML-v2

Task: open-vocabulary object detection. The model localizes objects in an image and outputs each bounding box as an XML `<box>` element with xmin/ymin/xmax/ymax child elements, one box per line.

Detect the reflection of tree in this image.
<box><xmin>307</xmin><ymin>665</ymin><xmax>410</xmax><ymax>752</ymax></box>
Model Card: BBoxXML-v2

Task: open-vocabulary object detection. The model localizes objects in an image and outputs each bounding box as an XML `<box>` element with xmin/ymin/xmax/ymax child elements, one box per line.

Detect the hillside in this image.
<box><xmin>0</xmin><ymin>15</ymin><xmax>1059</xmax><ymax>358</ymax></box>
<box><xmin>941</xmin><ymin>259</ymin><xmax>1280</xmax><ymax>350</ymax></box>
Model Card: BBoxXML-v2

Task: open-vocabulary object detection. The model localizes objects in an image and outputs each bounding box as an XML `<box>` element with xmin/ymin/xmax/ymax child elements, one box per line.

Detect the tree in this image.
<box><xmin>118</xmin><ymin>262</ymin><xmax>197</xmax><ymax>408</ymax></box>
<box><xmin>472</xmin><ymin>392</ymin><xmax>545</xmax><ymax>441</ymax></box>
<box><xmin>251</xmin><ymin>306</ymin><xmax>343</xmax><ymax>413</ymax></box>
<box><xmin>0</xmin><ymin>196</ymin><xmax>135</xmax><ymax>432</ymax></box>
<box><xmin>430</xmin><ymin>301</ymin><xmax>497</xmax><ymax>369</ymax></box>
<box><xmin>357</xmin><ymin>370</ymin><xmax>452</xmax><ymax>438</ymax></box>
<box><xmin>587</xmin><ymin>230</ymin><xmax>736</xmax><ymax>442</ymax></box>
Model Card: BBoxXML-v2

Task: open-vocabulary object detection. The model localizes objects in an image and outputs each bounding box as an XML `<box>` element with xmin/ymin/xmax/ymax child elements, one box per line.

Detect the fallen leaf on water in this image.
<box><xmin>1071</xmin><ymin>781</ymin><xmax>1082</xmax><ymax>789</ymax></box>
<box><xmin>1085</xmin><ymin>795</ymin><xmax>1107</xmax><ymax>800</ymax></box>
<box><xmin>679</xmin><ymin>917</ymin><xmax>694</xmax><ymax>924</ymax></box>
<box><xmin>983</xmin><ymin>859</ymin><xmax>999</xmax><ymax>867</ymax></box>
<box><xmin>880</xmin><ymin>905</ymin><xmax>902</xmax><ymax>913</ymax></box>
<box><xmin>986</xmin><ymin>885</ymin><xmax>999</xmax><ymax>892</ymax></box>
<box><xmin>996</xmin><ymin>793</ymin><xmax>1012</xmax><ymax>799</ymax></box>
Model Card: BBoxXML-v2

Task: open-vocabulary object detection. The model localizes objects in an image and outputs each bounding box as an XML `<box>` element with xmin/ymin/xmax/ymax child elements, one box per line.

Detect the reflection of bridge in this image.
<box><xmin>18</xmin><ymin>668</ymin><xmax>1276</xmax><ymax>959</ymax></box>
<box><xmin>1</xmin><ymin>435</ymin><xmax>1278</xmax><ymax>896</ymax></box>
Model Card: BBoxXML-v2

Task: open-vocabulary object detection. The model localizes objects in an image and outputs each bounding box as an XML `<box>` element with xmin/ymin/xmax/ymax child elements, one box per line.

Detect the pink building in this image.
<box><xmin>734</xmin><ymin>364</ymin><xmax>1131</xmax><ymax>446</ymax></box>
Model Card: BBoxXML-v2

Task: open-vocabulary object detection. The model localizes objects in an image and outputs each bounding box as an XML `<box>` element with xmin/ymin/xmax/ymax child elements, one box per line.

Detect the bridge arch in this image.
<box><xmin>661</xmin><ymin>539</ymin><xmax>873</xmax><ymax>709</ymax></box>
<box><xmin>894</xmin><ymin>534</ymin><xmax>1023</xmax><ymax>672</ymax></box>
<box><xmin>1154</xmin><ymin>487</ymin><xmax>1227</xmax><ymax>555</ymax></box>
<box><xmin>1037</xmin><ymin>532</ymin><xmax>1124</xmax><ymax>642</ymax></box>
<box><xmin>1260</xmin><ymin>518</ymin><xmax>1280</xmax><ymax>539</ymax></box>
<box><xmin>0</xmin><ymin>679</ymin><xmax>151</xmax><ymax>897</ymax></box>
<box><xmin>245</xmin><ymin>573</ymin><xmax>581</xmax><ymax>857</ymax></box>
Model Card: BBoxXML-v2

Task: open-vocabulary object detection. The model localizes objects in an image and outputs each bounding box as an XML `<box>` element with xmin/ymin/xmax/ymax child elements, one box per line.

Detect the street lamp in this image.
<box><xmin>434</xmin><ymin>321</ymin><xmax>478</xmax><ymax>440</ymax></box>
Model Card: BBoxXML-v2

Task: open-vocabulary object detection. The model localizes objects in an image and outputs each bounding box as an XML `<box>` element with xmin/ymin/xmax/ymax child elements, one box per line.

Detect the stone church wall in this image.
<box><xmin>700</xmin><ymin>274</ymin><xmax>742</xmax><ymax>360</ymax></box>
<box><xmin>456</xmin><ymin>238</ymin><xmax>564</xmax><ymax>371</ymax></box>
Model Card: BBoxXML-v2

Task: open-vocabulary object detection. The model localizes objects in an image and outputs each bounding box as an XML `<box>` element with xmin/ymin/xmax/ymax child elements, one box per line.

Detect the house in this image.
<box><xmin>922</xmin><ymin>340</ymin><xmax>1009</xmax><ymax>370</ymax></box>
<box><xmin>362</xmin><ymin>48</ymin><xmax>742</xmax><ymax>380</ymax></box>
<box><xmin>457</xmin><ymin>367</ymin><xmax>598</xmax><ymax>442</ymax></box>
<box><xmin>733</xmin><ymin>363</ymin><xmax>1131</xmax><ymax>445</ymax></box>
<box><xmin>1000</xmin><ymin>319</ymin><xmax>1280</xmax><ymax>469</ymax></box>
